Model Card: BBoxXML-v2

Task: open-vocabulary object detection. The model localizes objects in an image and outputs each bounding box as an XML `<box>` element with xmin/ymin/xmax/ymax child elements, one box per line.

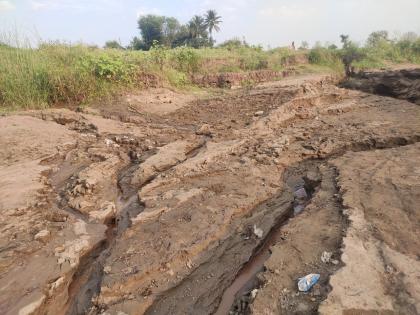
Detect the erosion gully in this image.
<box><xmin>214</xmin><ymin>137</ymin><xmax>420</xmax><ymax>315</ymax></box>
<box><xmin>65</xmin><ymin>161</ymin><xmax>145</xmax><ymax>315</ymax></box>
<box><xmin>215</xmin><ymin>161</ymin><xmax>322</xmax><ymax>315</ymax></box>
<box><xmin>65</xmin><ymin>139</ymin><xmax>420</xmax><ymax>314</ymax></box>
<box><xmin>62</xmin><ymin>100</ymin><xmax>420</xmax><ymax>314</ymax></box>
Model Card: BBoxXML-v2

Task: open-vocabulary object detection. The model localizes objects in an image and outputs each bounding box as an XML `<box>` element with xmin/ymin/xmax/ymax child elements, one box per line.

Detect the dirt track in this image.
<box><xmin>0</xmin><ymin>70</ymin><xmax>419</xmax><ymax>315</ymax></box>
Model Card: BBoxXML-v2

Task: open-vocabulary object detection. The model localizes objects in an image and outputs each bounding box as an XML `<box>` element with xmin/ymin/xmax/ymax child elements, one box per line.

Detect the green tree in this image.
<box><xmin>399</xmin><ymin>32</ymin><xmax>418</xmax><ymax>42</ymax></box>
<box><xmin>188</xmin><ymin>15</ymin><xmax>207</xmax><ymax>39</ymax></box>
<box><xmin>300</xmin><ymin>41</ymin><xmax>309</xmax><ymax>49</ymax></box>
<box><xmin>340</xmin><ymin>34</ymin><xmax>350</xmax><ymax>48</ymax></box>
<box><xmin>171</xmin><ymin>25</ymin><xmax>191</xmax><ymax>47</ymax></box>
<box><xmin>340</xmin><ymin>35</ymin><xmax>364</xmax><ymax>76</ymax></box>
<box><xmin>104</xmin><ymin>40</ymin><xmax>124</xmax><ymax>50</ymax></box>
<box><xmin>128</xmin><ymin>36</ymin><xmax>146</xmax><ymax>50</ymax></box>
<box><xmin>204</xmin><ymin>10</ymin><xmax>222</xmax><ymax>44</ymax></box>
<box><xmin>187</xmin><ymin>15</ymin><xmax>210</xmax><ymax>48</ymax></box>
<box><xmin>219</xmin><ymin>37</ymin><xmax>249</xmax><ymax>49</ymax></box>
<box><xmin>162</xmin><ymin>17</ymin><xmax>182</xmax><ymax>47</ymax></box>
<box><xmin>138</xmin><ymin>15</ymin><xmax>165</xmax><ymax>50</ymax></box>
<box><xmin>366</xmin><ymin>30</ymin><xmax>389</xmax><ymax>47</ymax></box>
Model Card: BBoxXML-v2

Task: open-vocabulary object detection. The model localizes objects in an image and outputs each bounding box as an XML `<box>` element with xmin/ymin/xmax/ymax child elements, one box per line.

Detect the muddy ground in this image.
<box><xmin>0</xmin><ymin>69</ymin><xmax>419</xmax><ymax>315</ymax></box>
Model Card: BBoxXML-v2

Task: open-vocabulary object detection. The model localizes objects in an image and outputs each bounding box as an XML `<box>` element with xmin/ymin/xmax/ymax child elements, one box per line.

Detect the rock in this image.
<box><xmin>296</xmin><ymin>302</ymin><xmax>310</xmax><ymax>312</ymax></box>
<box><xmin>45</xmin><ymin>211</ymin><xmax>68</xmax><ymax>222</ymax></box>
<box><xmin>90</xmin><ymin>202</ymin><xmax>116</xmax><ymax>222</ymax></box>
<box><xmin>196</xmin><ymin>124</ymin><xmax>212</xmax><ymax>136</ymax></box>
<box><xmin>104</xmin><ymin>266</ymin><xmax>112</xmax><ymax>274</ymax></box>
<box><xmin>34</xmin><ymin>230</ymin><xmax>51</xmax><ymax>242</ymax></box>
<box><xmin>254</xmin><ymin>111</ymin><xmax>264</xmax><ymax>117</ymax></box>
<box><xmin>49</xmin><ymin>277</ymin><xmax>65</xmax><ymax>295</ymax></box>
<box><xmin>251</xmin><ymin>289</ymin><xmax>259</xmax><ymax>299</ymax></box>
<box><xmin>321</xmin><ymin>251</ymin><xmax>333</xmax><ymax>264</ymax></box>
<box><xmin>18</xmin><ymin>295</ymin><xmax>46</xmax><ymax>315</ymax></box>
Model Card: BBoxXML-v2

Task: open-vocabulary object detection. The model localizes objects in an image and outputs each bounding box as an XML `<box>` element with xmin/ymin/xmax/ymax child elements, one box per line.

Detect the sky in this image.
<box><xmin>1</xmin><ymin>0</ymin><xmax>420</xmax><ymax>47</ymax></box>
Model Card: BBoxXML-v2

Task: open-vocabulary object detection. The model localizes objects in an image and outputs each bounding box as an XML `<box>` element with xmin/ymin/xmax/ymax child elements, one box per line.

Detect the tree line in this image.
<box><xmin>105</xmin><ymin>10</ymin><xmax>222</xmax><ymax>51</ymax></box>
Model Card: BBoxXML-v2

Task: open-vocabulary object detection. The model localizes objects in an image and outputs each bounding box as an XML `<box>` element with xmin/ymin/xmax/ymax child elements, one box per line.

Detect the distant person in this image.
<box><xmin>291</xmin><ymin>41</ymin><xmax>296</xmax><ymax>50</ymax></box>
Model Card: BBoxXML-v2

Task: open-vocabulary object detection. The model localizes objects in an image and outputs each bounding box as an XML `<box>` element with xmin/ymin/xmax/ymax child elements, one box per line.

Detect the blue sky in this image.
<box><xmin>1</xmin><ymin>0</ymin><xmax>420</xmax><ymax>47</ymax></box>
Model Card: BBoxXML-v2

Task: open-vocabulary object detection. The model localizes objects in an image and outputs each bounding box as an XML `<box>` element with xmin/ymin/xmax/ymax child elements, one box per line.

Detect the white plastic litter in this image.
<box><xmin>294</xmin><ymin>187</ymin><xmax>308</xmax><ymax>200</ymax></box>
<box><xmin>253</xmin><ymin>225</ymin><xmax>264</xmax><ymax>238</ymax></box>
<box><xmin>298</xmin><ymin>274</ymin><xmax>320</xmax><ymax>292</ymax></box>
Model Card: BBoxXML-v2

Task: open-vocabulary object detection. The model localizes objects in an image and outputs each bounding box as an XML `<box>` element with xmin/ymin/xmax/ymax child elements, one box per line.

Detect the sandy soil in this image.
<box><xmin>0</xmin><ymin>69</ymin><xmax>419</xmax><ymax>315</ymax></box>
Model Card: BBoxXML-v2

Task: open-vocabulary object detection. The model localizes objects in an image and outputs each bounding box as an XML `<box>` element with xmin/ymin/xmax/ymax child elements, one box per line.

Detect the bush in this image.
<box><xmin>308</xmin><ymin>48</ymin><xmax>341</xmax><ymax>69</ymax></box>
<box><xmin>149</xmin><ymin>41</ymin><xmax>168</xmax><ymax>70</ymax></box>
<box><xmin>79</xmin><ymin>53</ymin><xmax>136</xmax><ymax>83</ymax></box>
<box><xmin>170</xmin><ymin>46</ymin><xmax>200</xmax><ymax>73</ymax></box>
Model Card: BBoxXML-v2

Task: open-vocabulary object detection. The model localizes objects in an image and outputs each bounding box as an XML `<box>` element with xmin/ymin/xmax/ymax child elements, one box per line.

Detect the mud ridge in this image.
<box><xmin>217</xmin><ymin>136</ymin><xmax>420</xmax><ymax>315</ymax></box>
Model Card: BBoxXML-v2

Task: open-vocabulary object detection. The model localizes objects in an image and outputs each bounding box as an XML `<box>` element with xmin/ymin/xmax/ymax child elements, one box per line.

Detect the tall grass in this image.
<box><xmin>2</xmin><ymin>34</ymin><xmax>419</xmax><ymax>111</ymax></box>
<box><xmin>0</xmin><ymin>42</ymin><xmax>308</xmax><ymax>110</ymax></box>
<box><xmin>306</xmin><ymin>38</ymin><xmax>420</xmax><ymax>71</ymax></box>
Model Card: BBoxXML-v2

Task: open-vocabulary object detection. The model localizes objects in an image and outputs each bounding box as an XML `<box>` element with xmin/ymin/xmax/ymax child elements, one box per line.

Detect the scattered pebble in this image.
<box><xmin>34</xmin><ymin>230</ymin><xmax>51</xmax><ymax>242</ymax></box>
<box><xmin>321</xmin><ymin>251</ymin><xmax>333</xmax><ymax>264</ymax></box>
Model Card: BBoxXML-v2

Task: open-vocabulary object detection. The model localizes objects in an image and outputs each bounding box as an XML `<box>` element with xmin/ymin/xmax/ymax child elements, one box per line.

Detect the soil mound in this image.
<box><xmin>341</xmin><ymin>68</ymin><xmax>420</xmax><ymax>104</ymax></box>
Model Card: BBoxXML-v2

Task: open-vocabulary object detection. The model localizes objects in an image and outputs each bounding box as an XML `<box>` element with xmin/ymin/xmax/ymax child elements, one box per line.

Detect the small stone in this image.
<box><xmin>296</xmin><ymin>302</ymin><xmax>309</xmax><ymax>312</ymax></box>
<box><xmin>321</xmin><ymin>251</ymin><xmax>333</xmax><ymax>264</ymax></box>
<box><xmin>186</xmin><ymin>259</ymin><xmax>193</xmax><ymax>269</ymax></box>
<box><xmin>331</xmin><ymin>259</ymin><xmax>339</xmax><ymax>265</ymax></box>
<box><xmin>312</xmin><ymin>286</ymin><xmax>321</xmax><ymax>296</ymax></box>
<box><xmin>196</xmin><ymin>124</ymin><xmax>212</xmax><ymax>136</ymax></box>
<box><xmin>104</xmin><ymin>266</ymin><xmax>112</xmax><ymax>274</ymax></box>
<box><xmin>251</xmin><ymin>289</ymin><xmax>258</xmax><ymax>299</ymax></box>
<box><xmin>126</xmin><ymin>247</ymin><xmax>135</xmax><ymax>254</ymax></box>
<box><xmin>274</xmin><ymin>269</ymin><xmax>280</xmax><ymax>275</ymax></box>
<box><xmin>34</xmin><ymin>230</ymin><xmax>51</xmax><ymax>242</ymax></box>
<box><xmin>55</xmin><ymin>246</ymin><xmax>65</xmax><ymax>253</ymax></box>
<box><xmin>254</xmin><ymin>111</ymin><xmax>264</xmax><ymax>117</ymax></box>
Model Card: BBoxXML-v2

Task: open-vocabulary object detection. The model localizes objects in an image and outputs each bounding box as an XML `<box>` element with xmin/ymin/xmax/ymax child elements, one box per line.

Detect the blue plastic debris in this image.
<box><xmin>298</xmin><ymin>274</ymin><xmax>320</xmax><ymax>292</ymax></box>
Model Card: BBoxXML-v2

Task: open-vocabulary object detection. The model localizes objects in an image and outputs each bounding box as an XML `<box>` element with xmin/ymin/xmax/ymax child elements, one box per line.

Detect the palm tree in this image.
<box><xmin>188</xmin><ymin>15</ymin><xmax>207</xmax><ymax>39</ymax></box>
<box><xmin>205</xmin><ymin>10</ymin><xmax>222</xmax><ymax>43</ymax></box>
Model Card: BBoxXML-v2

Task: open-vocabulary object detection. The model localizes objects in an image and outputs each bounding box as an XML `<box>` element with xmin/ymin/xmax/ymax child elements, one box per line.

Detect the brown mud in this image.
<box><xmin>0</xmin><ymin>69</ymin><xmax>420</xmax><ymax>315</ymax></box>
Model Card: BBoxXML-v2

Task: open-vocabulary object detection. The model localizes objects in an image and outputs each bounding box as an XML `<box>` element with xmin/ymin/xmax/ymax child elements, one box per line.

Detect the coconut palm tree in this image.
<box><xmin>188</xmin><ymin>15</ymin><xmax>207</xmax><ymax>39</ymax></box>
<box><xmin>204</xmin><ymin>10</ymin><xmax>222</xmax><ymax>43</ymax></box>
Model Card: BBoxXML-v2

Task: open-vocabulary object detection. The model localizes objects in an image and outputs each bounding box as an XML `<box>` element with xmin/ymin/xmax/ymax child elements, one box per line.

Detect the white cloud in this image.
<box><xmin>0</xmin><ymin>0</ymin><xmax>15</xmax><ymax>11</ymax></box>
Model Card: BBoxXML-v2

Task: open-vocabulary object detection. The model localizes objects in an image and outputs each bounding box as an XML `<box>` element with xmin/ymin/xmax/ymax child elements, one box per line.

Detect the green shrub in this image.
<box><xmin>149</xmin><ymin>41</ymin><xmax>168</xmax><ymax>70</ymax></box>
<box><xmin>79</xmin><ymin>53</ymin><xmax>136</xmax><ymax>83</ymax></box>
<box><xmin>308</xmin><ymin>48</ymin><xmax>341</xmax><ymax>69</ymax></box>
<box><xmin>170</xmin><ymin>46</ymin><xmax>200</xmax><ymax>73</ymax></box>
<box><xmin>166</xmin><ymin>69</ymin><xmax>189</xmax><ymax>87</ymax></box>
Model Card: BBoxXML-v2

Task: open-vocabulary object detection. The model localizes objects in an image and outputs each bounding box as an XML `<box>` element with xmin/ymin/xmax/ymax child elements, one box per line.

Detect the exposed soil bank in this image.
<box><xmin>0</xmin><ymin>72</ymin><xmax>419</xmax><ymax>315</ymax></box>
<box><xmin>341</xmin><ymin>68</ymin><xmax>420</xmax><ymax>104</ymax></box>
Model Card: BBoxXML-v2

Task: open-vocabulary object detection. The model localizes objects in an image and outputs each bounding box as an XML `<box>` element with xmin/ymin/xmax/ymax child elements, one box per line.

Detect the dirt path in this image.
<box><xmin>0</xmin><ymin>70</ymin><xmax>419</xmax><ymax>315</ymax></box>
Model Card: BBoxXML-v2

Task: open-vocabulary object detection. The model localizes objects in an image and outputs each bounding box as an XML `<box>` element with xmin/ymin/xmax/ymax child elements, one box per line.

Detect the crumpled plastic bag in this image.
<box><xmin>298</xmin><ymin>273</ymin><xmax>320</xmax><ymax>292</ymax></box>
